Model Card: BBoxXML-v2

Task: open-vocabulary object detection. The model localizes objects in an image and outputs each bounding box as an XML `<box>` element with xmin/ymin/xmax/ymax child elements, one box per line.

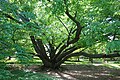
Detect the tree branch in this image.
<box><xmin>54</xmin><ymin>39</ymin><xmax>66</xmax><ymax>53</ymax></box>
<box><xmin>30</xmin><ymin>36</ymin><xmax>43</xmax><ymax>58</ymax></box>
<box><xmin>55</xmin><ymin>52</ymin><xmax>120</xmax><ymax>67</ymax></box>
<box><xmin>56</xmin><ymin>46</ymin><xmax>80</xmax><ymax>62</ymax></box>
<box><xmin>56</xmin><ymin>16</ymin><xmax>69</xmax><ymax>34</ymax></box>
<box><xmin>30</xmin><ymin>36</ymin><xmax>50</xmax><ymax>61</ymax></box>
<box><xmin>54</xmin><ymin>0</ymin><xmax>83</xmax><ymax>59</ymax></box>
<box><xmin>48</xmin><ymin>41</ymin><xmax>55</xmax><ymax>59</ymax></box>
<box><xmin>64</xmin><ymin>0</ymin><xmax>83</xmax><ymax>44</ymax></box>
<box><xmin>36</xmin><ymin>39</ymin><xmax>49</xmax><ymax>60</ymax></box>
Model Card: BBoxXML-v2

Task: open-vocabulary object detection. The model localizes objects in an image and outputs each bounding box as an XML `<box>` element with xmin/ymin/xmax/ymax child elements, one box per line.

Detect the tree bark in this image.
<box><xmin>55</xmin><ymin>52</ymin><xmax>120</xmax><ymax>67</ymax></box>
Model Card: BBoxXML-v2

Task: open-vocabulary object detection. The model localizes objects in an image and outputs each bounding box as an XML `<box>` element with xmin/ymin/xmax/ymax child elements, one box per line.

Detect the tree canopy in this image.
<box><xmin>0</xmin><ymin>0</ymin><xmax>120</xmax><ymax>68</ymax></box>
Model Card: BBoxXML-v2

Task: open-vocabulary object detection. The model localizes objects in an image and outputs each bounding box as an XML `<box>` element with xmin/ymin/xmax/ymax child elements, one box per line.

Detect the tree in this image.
<box><xmin>0</xmin><ymin>0</ymin><xmax>120</xmax><ymax>69</ymax></box>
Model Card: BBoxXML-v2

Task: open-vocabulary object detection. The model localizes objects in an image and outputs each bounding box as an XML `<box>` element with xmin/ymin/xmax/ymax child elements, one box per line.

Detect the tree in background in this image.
<box><xmin>0</xmin><ymin>0</ymin><xmax>120</xmax><ymax>69</ymax></box>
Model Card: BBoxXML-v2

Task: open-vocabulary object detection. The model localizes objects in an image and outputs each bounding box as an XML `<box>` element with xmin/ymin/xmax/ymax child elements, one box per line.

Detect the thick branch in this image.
<box><xmin>68</xmin><ymin>24</ymin><xmax>82</xmax><ymax>44</ymax></box>
<box><xmin>30</xmin><ymin>36</ymin><xmax>41</xmax><ymax>55</ymax></box>
<box><xmin>30</xmin><ymin>36</ymin><xmax>50</xmax><ymax>62</ymax></box>
<box><xmin>56</xmin><ymin>46</ymin><xmax>79</xmax><ymax>62</ymax></box>
<box><xmin>64</xmin><ymin>0</ymin><xmax>83</xmax><ymax>44</ymax></box>
<box><xmin>55</xmin><ymin>52</ymin><xmax>120</xmax><ymax>67</ymax></box>
<box><xmin>63</xmin><ymin>45</ymin><xmax>76</xmax><ymax>52</ymax></box>
<box><xmin>52</xmin><ymin>44</ymin><xmax>67</xmax><ymax>60</ymax></box>
<box><xmin>54</xmin><ymin>0</ymin><xmax>83</xmax><ymax>59</ymax></box>
<box><xmin>65</xmin><ymin>52</ymin><xmax>120</xmax><ymax>61</ymax></box>
<box><xmin>30</xmin><ymin>36</ymin><xmax>42</xmax><ymax>59</ymax></box>
<box><xmin>48</xmin><ymin>41</ymin><xmax>55</xmax><ymax>59</ymax></box>
<box><xmin>65</xmin><ymin>5</ymin><xmax>82</xmax><ymax>44</ymax></box>
<box><xmin>65</xmin><ymin>10</ymin><xmax>79</xmax><ymax>24</ymax></box>
<box><xmin>36</xmin><ymin>39</ymin><xmax>49</xmax><ymax>60</ymax></box>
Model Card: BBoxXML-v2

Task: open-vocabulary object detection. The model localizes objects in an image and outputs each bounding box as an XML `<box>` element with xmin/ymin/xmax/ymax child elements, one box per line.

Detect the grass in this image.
<box><xmin>10</xmin><ymin>70</ymin><xmax>56</xmax><ymax>80</ymax></box>
<box><xmin>0</xmin><ymin>58</ymin><xmax>120</xmax><ymax>80</ymax></box>
<box><xmin>0</xmin><ymin>65</ymin><xmax>57</xmax><ymax>80</ymax></box>
<box><xmin>0</xmin><ymin>62</ymin><xmax>120</xmax><ymax>80</ymax></box>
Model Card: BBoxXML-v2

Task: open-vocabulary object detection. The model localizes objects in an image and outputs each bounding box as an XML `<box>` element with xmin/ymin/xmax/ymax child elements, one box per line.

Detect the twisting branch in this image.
<box><xmin>52</xmin><ymin>44</ymin><xmax>67</xmax><ymax>60</ymax></box>
<box><xmin>2</xmin><ymin>10</ymin><xmax>41</xmax><ymax>30</ymax></box>
<box><xmin>56</xmin><ymin>16</ymin><xmax>78</xmax><ymax>45</ymax></box>
<box><xmin>54</xmin><ymin>0</ymin><xmax>83</xmax><ymax>59</ymax></box>
<box><xmin>57</xmin><ymin>16</ymin><xmax>75</xmax><ymax>44</ymax></box>
<box><xmin>56</xmin><ymin>16</ymin><xmax>69</xmax><ymax>34</ymax></box>
<box><xmin>64</xmin><ymin>0</ymin><xmax>83</xmax><ymax>44</ymax></box>
<box><xmin>64</xmin><ymin>0</ymin><xmax>79</xmax><ymax>24</ymax></box>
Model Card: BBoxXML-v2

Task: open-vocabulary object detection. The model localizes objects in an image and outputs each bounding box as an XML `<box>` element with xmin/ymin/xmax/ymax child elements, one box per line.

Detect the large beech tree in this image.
<box><xmin>0</xmin><ymin>0</ymin><xmax>120</xmax><ymax>68</ymax></box>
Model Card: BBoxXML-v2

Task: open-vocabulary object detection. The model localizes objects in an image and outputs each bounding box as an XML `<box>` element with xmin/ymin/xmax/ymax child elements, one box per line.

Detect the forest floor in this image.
<box><xmin>17</xmin><ymin>63</ymin><xmax>120</xmax><ymax>80</ymax></box>
<box><xmin>3</xmin><ymin>60</ymin><xmax>120</xmax><ymax>80</ymax></box>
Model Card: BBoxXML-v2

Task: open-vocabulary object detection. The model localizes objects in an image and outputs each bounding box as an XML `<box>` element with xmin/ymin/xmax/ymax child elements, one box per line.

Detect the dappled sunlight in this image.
<box><xmin>6</xmin><ymin>58</ymin><xmax>17</xmax><ymax>63</ymax></box>
<box><xmin>24</xmin><ymin>69</ymin><xmax>31</xmax><ymax>72</ymax></box>
<box><xmin>32</xmin><ymin>71</ymin><xmax>36</xmax><ymax>73</ymax></box>
<box><xmin>81</xmin><ymin>74</ymin><xmax>98</xmax><ymax>78</ymax></box>
<box><xmin>0</xmin><ymin>0</ymin><xmax>120</xmax><ymax>80</ymax></box>
<box><xmin>5</xmin><ymin>63</ymin><xmax>120</xmax><ymax>80</ymax></box>
<box><xmin>95</xmin><ymin>73</ymin><xmax>110</xmax><ymax>76</ymax></box>
<box><xmin>43</xmin><ymin>64</ymin><xmax>120</xmax><ymax>80</ymax></box>
<box><xmin>107</xmin><ymin>64</ymin><xmax>120</xmax><ymax>69</ymax></box>
<box><xmin>1</xmin><ymin>63</ymin><xmax>120</xmax><ymax>80</ymax></box>
<box><xmin>92</xmin><ymin>63</ymin><xmax>103</xmax><ymax>66</ymax></box>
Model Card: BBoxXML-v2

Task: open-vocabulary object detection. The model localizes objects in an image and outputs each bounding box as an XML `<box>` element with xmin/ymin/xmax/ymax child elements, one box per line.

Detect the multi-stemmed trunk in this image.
<box><xmin>30</xmin><ymin>35</ymin><xmax>120</xmax><ymax>69</ymax></box>
<box><xmin>30</xmin><ymin>0</ymin><xmax>120</xmax><ymax>69</ymax></box>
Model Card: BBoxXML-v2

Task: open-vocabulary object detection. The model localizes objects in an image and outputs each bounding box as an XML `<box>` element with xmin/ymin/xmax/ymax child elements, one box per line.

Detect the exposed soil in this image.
<box><xmin>23</xmin><ymin>64</ymin><xmax>120</xmax><ymax>80</ymax></box>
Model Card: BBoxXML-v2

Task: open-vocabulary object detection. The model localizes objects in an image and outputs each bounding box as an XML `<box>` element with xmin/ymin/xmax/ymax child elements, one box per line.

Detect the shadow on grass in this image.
<box><xmin>45</xmin><ymin>64</ymin><xmax>120</xmax><ymax>80</ymax></box>
<box><xmin>0</xmin><ymin>65</ymin><xmax>57</xmax><ymax>80</ymax></box>
<box><xmin>10</xmin><ymin>69</ymin><xmax>56</xmax><ymax>80</ymax></box>
<box><xmin>1</xmin><ymin>63</ymin><xmax>120</xmax><ymax>80</ymax></box>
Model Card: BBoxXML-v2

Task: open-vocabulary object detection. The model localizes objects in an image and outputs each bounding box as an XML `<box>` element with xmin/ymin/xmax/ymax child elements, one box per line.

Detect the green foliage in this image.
<box><xmin>52</xmin><ymin>0</ymin><xmax>65</xmax><ymax>15</ymax></box>
<box><xmin>0</xmin><ymin>0</ymin><xmax>120</xmax><ymax>63</ymax></box>
<box><xmin>106</xmin><ymin>40</ymin><xmax>120</xmax><ymax>53</ymax></box>
<box><xmin>0</xmin><ymin>66</ymin><xmax>56</xmax><ymax>80</ymax></box>
<box><xmin>0</xmin><ymin>69</ymin><xmax>14</xmax><ymax>80</ymax></box>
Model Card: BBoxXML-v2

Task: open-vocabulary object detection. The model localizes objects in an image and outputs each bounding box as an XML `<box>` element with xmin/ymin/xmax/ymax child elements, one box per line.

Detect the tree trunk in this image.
<box><xmin>89</xmin><ymin>58</ymin><xmax>93</xmax><ymax>63</ymax></box>
<box><xmin>30</xmin><ymin>36</ymin><xmax>120</xmax><ymax>69</ymax></box>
